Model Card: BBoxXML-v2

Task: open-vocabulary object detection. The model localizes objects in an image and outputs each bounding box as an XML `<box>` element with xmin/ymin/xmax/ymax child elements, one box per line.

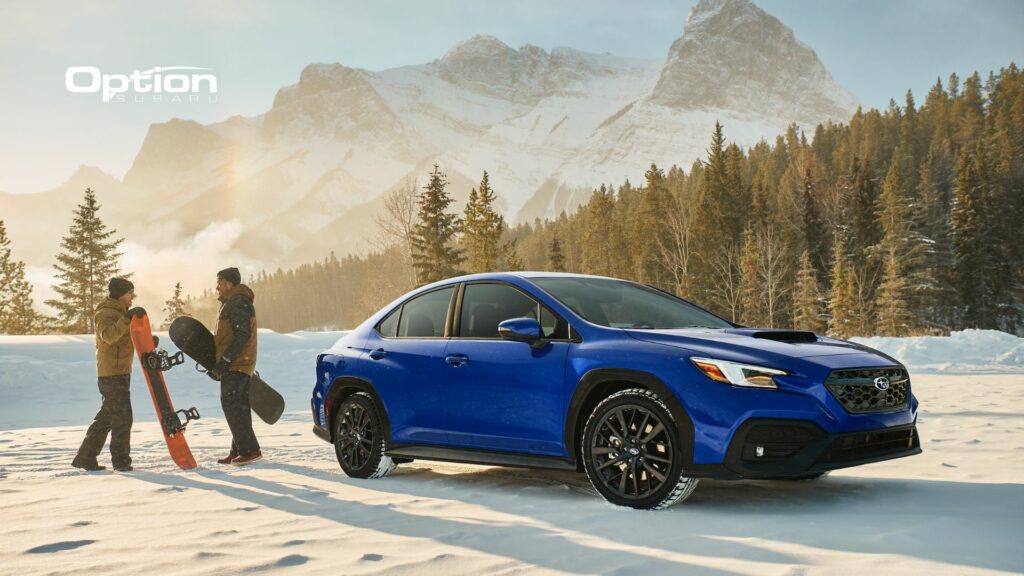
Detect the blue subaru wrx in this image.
<box><xmin>310</xmin><ymin>272</ymin><xmax>920</xmax><ymax>509</ymax></box>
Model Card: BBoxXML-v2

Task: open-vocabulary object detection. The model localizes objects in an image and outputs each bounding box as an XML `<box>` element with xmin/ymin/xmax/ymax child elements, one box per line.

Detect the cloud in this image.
<box><xmin>26</xmin><ymin>220</ymin><xmax>258</xmax><ymax>328</ymax></box>
<box><xmin>119</xmin><ymin>220</ymin><xmax>256</xmax><ymax>325</ymax></box>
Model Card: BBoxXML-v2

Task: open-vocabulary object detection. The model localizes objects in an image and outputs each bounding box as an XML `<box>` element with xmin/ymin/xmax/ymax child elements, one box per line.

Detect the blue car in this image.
<box><xmin>310</xmin><ymin>272</ymin><xmax>920</xmax><ymax>509</ymax></box>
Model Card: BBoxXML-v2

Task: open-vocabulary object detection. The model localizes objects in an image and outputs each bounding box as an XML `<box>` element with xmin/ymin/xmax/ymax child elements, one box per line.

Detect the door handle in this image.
<box><xmin>369</xmin><ymin>348</ymin><xmax>388</xmax><ymax>360</ymax></box>
<box><xmin>444</xmin><ymin>354</ymin><xmax>469</xmax><ymax>367</ymax></box>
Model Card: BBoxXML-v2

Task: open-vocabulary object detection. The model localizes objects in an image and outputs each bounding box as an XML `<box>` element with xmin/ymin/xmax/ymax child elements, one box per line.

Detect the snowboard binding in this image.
<box><xmin>143</xmin><ymin>349</ymin><xmax>185</xmax><ymax>372</ymax></box>
<box><xmin>177</xmin><ymin>407</ymin><xmax>201</xmax><ymax>424</ymax></box>
<box><xmin>161</xmin><ymin>407</ymin><xmax>200</xmax><ymax>437</ymax></box>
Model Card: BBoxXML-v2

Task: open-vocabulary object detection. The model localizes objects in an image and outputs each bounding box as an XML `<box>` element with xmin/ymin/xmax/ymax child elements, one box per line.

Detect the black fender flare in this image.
<box><xmin>565</xmin><ymin>368</ymin><xmax>696</xmax><ymax>469</ymax></box>
<box><xmin>324</xmin><ymin>376</ymin><xmax>391</xmax><ymax>443</ymax></box>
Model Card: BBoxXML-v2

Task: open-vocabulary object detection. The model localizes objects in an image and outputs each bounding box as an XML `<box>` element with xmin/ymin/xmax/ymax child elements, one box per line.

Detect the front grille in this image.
<box><xmin>820</xmin><ymin>426</ymin><xmax>918</xmax><ymax>463</ymax></box>
<box><xmin>825</xmin><ymin>367</ymin><xmax>909</xmax><ymax>413</ymax></box>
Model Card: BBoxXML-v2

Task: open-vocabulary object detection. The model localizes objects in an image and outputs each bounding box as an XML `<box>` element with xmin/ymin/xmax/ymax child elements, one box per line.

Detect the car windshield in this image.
<box><xmin>530</xmin><ymin>277</ymin><xmax>733</xmax><ymax>330</ymax></box>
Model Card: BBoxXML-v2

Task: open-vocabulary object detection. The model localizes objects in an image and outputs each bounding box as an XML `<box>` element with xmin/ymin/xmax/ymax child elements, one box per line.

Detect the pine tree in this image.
<box><xmin>581</xmin><ymin>185</ymin><xmax>615</xmax><ymax>275</ymax></box>
<box><xmin>0</xmin><ymin>220</ymin><xmax>42</xmax><ymax>334</ymax></box>
<box><xmin>801</xmin><ymin>164</ymin><xmax>828</xmax><ymax>282</ymax></box>
<box><xmin>792</xmin><ymin>250</ymin><xmax>826</xmax><ymax>333</ymax></box>
<box><xmin>847</xmin><ymin>157</ymin><xmax>882</xmax><ymax>261</ymax></box>
<box><xmin>828</xmin><ymin>239</ymin><xmax>858</xmax><ymax>338</ymax></box>
<box><xmin>461</xmin><ymin>171</ymin><xmax>506</xmax><ymax>273</ymax></box>
<box><xmin>637</xmin><ymin>164</ymin><xmax>669</xmax><ymax>285</ymax></box>
<box><xmin>547</xmin><ymin>232</ymin><xmax>566</xmax><ymax>272</ymax></box>
<box><xmin>916</xmin><ymin>142</ymin><xmax>956</xmax><ymax>328</ymax></box>
<box><xmin>876</xmin><ymin>246</ymin><xmax>912</xmax><ymax>335</ymax></box>
<box><xmin>689</xmin><ymin>122</ymin><xmax>735</xmax><ymax>314</ymax></box>
<box><xmin>501</xmin><ymin>239</ymin><xmax>525</xmax><ymax>271</ymax></box>
<box><xmin>874</xmin><ymin>157</ymin><xmax>928</xmax><ymax>330</ymax></box>
<box><xmin>159</xmin><ymin>282</ymin><xmax>190</xmax><ymax>330</ymax></box>
<box><xmin>951</xmin><ymin>147</ymin><xmax>994</xmax><ymax>328</ymax></box>
<box><xmin>410</xmin><ymin>166</ymin><xmax>464</xmax><ymax>285</ymax></box>
<box><xmin>45</xmin><ymin>188</ymin><xmax>126</xmax><ymax>333</ymax></box>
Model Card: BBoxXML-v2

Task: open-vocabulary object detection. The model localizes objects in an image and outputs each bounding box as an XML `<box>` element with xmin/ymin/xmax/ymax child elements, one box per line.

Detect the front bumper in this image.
<box><xmin>313</xmin><ymin>423</ymin><xmax>331</xmax><ymax>443</ymax></box>
<box><xmin>719</xmin><ymin>418</ymin><xmax>921</xmax><ymax>479</ymax></box>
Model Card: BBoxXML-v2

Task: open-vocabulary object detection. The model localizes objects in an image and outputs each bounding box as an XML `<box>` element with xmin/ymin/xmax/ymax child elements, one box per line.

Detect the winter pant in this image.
<box><xmin>76</xmin><ymin>374</ymin><xmax>133</xmax><ymax>468</ymax></box>
<box><xmin>221</xmin><ymin>371</ymin><xmax>260</xmax><ymax>454</ymax></box>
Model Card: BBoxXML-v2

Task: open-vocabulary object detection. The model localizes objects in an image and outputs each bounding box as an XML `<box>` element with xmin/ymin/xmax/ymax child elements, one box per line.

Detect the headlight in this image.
<box><xmin>690</xmin><ymin>357</ymin><xmax>786</xmax><ymax>389</ymax></box>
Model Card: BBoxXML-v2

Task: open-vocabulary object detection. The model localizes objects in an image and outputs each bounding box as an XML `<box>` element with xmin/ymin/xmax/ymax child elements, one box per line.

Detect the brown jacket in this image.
<box><xmin>95</xmin><ymin>297</ymin><xmax>134</xmax><ymax>377</ymax></box>
<box><xmin>214</xmin><ymin>284</ymin><xmax>258</xmax><ymax>376</ymax></box>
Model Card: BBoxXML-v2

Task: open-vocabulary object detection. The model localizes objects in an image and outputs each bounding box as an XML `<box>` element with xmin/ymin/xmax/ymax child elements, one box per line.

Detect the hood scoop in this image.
<box><xmin>747</xmin><ymin>330</ymin><xmax>819</xmax><ymax>343</ymax></box>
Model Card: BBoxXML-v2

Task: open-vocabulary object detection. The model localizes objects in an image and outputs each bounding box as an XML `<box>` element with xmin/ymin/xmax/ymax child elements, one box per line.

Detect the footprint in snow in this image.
<box><xmin>25</xmin><ymin>540</ymin><xmax>96</xmax><ymax>554</ymax></box>
<box><xmin>283</xmin><ymin>540</ymin><xmax>305</xmax><ymax>547</ymax></box>
<box><xmin>68</xmin><ymin>521</ymin><xmax>94</xmax><ymax>527</ymax></box>
<box><xmin>361</xmin><ymin>553</ymin><xmax>383</xmax><ymax>562</ymax></box>
<box><xmin>275</xmin><ymin>555</ymin><xmax>308</xmax><ymax>567</ymax></box>
<box><xmin>195</xmin><ymin>551</ymin><xmax>226</xmax><ymax>560</ymax></box>
<box><xmin>155</xmin><ymin>486</ymin><xmax>187</xmax><ymax>493</ymax></box>
<box><xmin>941</xmin><ymin>462</ymin><xmax>958</xmax><ymax>468</ymax></box>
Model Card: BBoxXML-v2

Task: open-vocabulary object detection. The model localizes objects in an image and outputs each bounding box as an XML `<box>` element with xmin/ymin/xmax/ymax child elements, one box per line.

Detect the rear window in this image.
<box><xmin>377</xmin><ymin>286</ymin><xmax>455</xmax><ymax>338</ymax></box>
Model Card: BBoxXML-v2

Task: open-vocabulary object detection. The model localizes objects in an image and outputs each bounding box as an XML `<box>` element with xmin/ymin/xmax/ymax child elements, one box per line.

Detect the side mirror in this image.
<box><xmin>498</xmin><ymin>317</ymin><xmax>542</xmax><ymax>343</ymax></box>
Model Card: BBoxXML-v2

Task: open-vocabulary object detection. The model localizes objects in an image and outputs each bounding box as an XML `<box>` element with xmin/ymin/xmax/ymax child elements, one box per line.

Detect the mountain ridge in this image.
<box><xmin>0</xmin><ymin>0</ymin><xmax>858</xmax><ymax>273</ymax></box>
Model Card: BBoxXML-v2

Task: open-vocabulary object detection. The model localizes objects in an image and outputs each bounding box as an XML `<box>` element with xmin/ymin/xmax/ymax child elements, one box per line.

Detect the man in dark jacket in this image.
<box><xmin>73</xmin><ymin>277</ymin><xmax>141</xmax><ymax>472</ymax></box>
<box><xmin>211</xmin><ymin>267</ymin><xmax>261</xmax><ymax>465</ymax></box>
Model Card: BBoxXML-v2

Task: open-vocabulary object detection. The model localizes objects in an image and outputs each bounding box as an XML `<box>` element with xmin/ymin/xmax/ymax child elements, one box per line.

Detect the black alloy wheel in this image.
<box><xmin>333</xmin><ymin>392</ymin><xmax>396</xmax><ymax>479</ymax></box>
<box><xmin>582</xmin><ymin>389</ymin><xmax>699</xmax><ymax>509</ymax></box>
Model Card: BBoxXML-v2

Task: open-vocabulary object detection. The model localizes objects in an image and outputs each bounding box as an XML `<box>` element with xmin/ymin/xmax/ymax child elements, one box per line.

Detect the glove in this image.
<box><xmin>209</xmin><ymin>358</ymin><xmax>230</xmax><ymax>381</ymax></box>
<box><xmin>127</xmin><ymin>307</ymin><xmax>147</xmax><ymax>319</ymax></box>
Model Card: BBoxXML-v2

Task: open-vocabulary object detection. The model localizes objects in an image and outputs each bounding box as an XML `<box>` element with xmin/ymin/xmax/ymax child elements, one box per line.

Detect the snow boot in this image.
<box><xmin>72</xmin><ymin>456</ymin><xmax>106</xmax><ymax>472</ymax></box>
<box><xmin>231</xmin><ymin>450</ymin><xmax>262</xmax><ymax>466</ymax></box>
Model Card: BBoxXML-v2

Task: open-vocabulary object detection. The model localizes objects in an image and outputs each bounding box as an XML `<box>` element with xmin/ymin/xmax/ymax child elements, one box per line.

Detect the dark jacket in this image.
<box><xmin>95</xmin><ymin>297</ymin><xmax>134</xmax><ymax>377</ymax></box>
<box><xmin>214</xmin><ymin>284</ymin><xmax>258</xmax><ymax>375</ymax></box>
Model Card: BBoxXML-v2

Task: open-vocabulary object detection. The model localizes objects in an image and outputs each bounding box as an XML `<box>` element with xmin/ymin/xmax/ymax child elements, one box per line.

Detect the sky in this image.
<box><xmin>0</xmin><ymin>0</ymin><xmax>1020</xmax><ymax>193</ymax></box>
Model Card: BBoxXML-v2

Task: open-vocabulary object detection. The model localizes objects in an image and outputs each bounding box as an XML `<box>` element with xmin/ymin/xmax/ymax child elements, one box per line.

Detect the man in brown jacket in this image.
<box><xmin>73</xmin><ymin>277</ymin><xmax>142</xmax><ymax>472</ymax></box>
<box><xmin>210</xmin><ymin>267</ymin><xmax>261</xmax><ymax>465</ymax></box>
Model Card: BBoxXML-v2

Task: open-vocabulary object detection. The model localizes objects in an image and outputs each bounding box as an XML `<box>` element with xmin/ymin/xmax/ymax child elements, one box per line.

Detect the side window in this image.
<box><xmin>398</xmin><ymin>287</ymin><xmax>454</xmax><ymax>338</ymax></box>
<box><xmin>460</xmin><ymin>283</ymin><xmax>538</xmax><ymax>338</ymax></box>
<box><xmin>376</xmin><ymin>307</ymin><xmax>400</xmax><ymax>337</ymax></box>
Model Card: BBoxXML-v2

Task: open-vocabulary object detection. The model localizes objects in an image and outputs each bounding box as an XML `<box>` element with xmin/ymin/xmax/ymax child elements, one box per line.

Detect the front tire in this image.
<box><xmin>333</xmin><ymin>392</ymin><xmax>396</xmax><ymax>479</ymax></box>
<box><xmin>582</xmin><ymin>388</ymin><xmax>699</xmax><ymax>509</ymax></box>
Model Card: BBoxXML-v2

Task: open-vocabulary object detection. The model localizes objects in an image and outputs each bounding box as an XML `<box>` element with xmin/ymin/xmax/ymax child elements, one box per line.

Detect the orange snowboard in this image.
<box><xmin>129</xmin><ymin>313</ymin><xmax>198</xmax><ymax>470</ymax></box>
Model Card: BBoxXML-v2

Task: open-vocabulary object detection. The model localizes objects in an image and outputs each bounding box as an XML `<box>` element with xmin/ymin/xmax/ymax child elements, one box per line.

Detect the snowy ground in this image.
<box><xmin>1</xmin><ymin>330</ymin><xmax>1022</xmax><ymax>575</ymax></box>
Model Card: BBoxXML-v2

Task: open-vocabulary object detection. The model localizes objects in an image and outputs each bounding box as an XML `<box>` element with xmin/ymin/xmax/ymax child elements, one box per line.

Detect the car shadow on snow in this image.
<box><xmin>263</xmin><ymin>461</ymin><xmax>1022</xmax><ymax>574</ymax></box>
<box><xmin>131</xmin><ymin>467</ymin><xmax>747</xmax><ymax>575</ymax></box>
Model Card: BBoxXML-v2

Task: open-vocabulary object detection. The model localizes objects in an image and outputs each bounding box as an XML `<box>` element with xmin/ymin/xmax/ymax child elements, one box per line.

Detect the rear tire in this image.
<box><xmin>333</xmin><ymin>392</ymin><xmax>396</xmax><ymax>479</ymax></box>
<box><xmin>582</xmin><ymin>388</ymin><xmax>699</xmax><ymax>509</ymax></box>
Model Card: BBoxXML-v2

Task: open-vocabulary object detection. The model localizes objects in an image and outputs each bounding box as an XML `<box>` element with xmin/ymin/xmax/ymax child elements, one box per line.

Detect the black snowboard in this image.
<box><xmin>169</xmin><ymin>316</ymin><xmax>285</xmax><ymax>425</ymax></box>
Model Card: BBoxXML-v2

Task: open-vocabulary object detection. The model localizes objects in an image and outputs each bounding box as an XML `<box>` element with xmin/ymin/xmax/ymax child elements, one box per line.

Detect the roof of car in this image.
<box><xmin>441</xmin><ymin>271</ymin><xmax>620</xmax><ymax>282</ymax></box>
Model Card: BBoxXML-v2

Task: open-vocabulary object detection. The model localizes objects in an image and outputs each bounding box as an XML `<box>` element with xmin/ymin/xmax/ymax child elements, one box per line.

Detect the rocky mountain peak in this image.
<box><xmin>67</xmin><ymin>165</ymin><xmax>120</xmax><ymax>187</ymax></box>
<box><xmin>685</xmin><ymin>0</ymin><xmax>761</xmax><ymax>30</ymax></box>
<box><xmin>262</xmin><ymin>62</ymin><xmax>401</xmax><ymax>143</ymax></box>
<box><xmin>436</xmin><ymin>35</ymin><xmax>550</xmax><ymax>103</ymax></box>
<box><xmin>649</xmin><ymin>0</ymin><xmax>857</xmax><ymax>123</ymax></box>
<box><xmin>271</xmin><ymin>63</ymin><xmax>374</xmax><ymax>109</ymax></box>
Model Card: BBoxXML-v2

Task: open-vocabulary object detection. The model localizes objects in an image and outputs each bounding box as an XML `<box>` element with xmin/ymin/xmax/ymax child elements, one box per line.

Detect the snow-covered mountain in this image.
<box><xmin>1</xmin><ymin>0</ymin><xmax>857</xmax><ymax>271</ymax></box>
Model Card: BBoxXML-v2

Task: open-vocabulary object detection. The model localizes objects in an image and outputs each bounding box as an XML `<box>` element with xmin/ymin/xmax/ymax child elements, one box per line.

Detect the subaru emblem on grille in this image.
<box><xmin>874</xmin><ymin>376</ymin><xmax>891</xmax><ymax>391</ymax></box>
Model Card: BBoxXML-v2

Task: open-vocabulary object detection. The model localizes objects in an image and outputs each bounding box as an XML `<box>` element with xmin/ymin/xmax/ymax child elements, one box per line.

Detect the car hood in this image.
<box><xmin>624</xmin><ymin>328</ymin><xmax>889</xmax><ymax>364</ymax></box>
